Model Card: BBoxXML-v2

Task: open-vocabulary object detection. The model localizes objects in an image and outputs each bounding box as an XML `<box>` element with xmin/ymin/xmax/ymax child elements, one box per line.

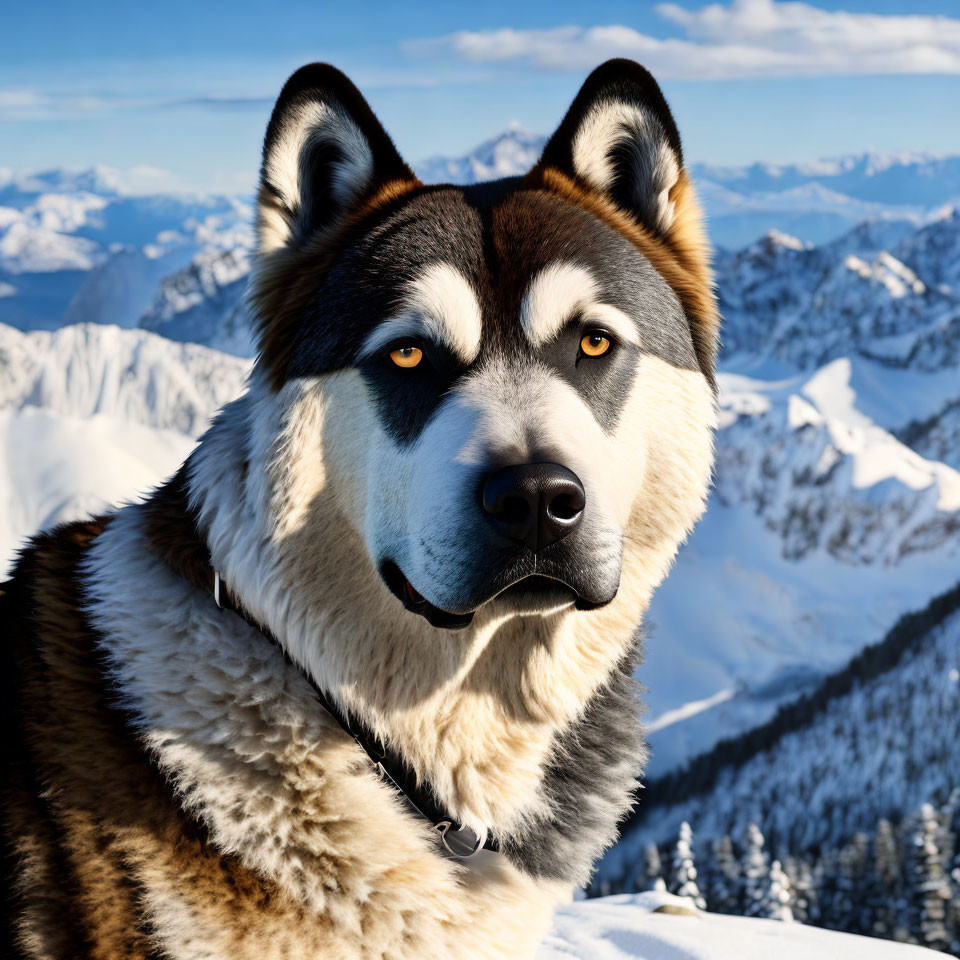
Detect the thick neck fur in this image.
<box><xmin>193</xmin><ymin>374</ymin><xmax>652</xmax><ymax>832</ymax></box>
<box><xmin>103</xmin><ymin>368</ymin><xmax>682</xmax><ymax>887</ymax></box>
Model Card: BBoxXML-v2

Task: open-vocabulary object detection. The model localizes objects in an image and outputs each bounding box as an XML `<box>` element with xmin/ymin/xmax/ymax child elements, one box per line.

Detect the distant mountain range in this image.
<box><xmin>0</xmin><ymin>170</ymin><xmax>251</xmax><ymax>332</ymax></box>
<box><xmin>419</xmin><ymin>132</ymin><xmax>960</xmax><ymax>247</ymax></box>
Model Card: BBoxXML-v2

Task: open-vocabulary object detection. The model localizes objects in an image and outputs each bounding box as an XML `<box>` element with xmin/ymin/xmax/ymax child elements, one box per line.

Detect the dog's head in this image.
<box><xmin>247</xmin><ymin>60</ymin><xmax>718</xmax><ymax>633</ymax></box>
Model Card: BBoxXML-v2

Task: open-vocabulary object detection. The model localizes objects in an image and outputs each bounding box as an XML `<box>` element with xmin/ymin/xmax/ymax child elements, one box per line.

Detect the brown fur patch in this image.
<box><xmin>250</xmin><ymin>177</ymin><xmax>421</xmax><ymax>391</ymax></box>
<box><xmin>1</xmin><ymin>520</ymin><xmax>301</xmax><ymax>958</ymax></box>
<box><xmin>526</xmin><ymin>166</ymin><xmax>719</xmax><ymax>384</ymax></box>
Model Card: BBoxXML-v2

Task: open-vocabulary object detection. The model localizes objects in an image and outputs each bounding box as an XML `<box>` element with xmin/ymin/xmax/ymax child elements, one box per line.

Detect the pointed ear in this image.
<box><xmin>531</xmin><ymin>60</ymin><xmax>718</xmax><ymax>382</ymax></box>
<box><xmin>256</xmin><ymin>64</ymin><xmax>418</xmax><ymax>253</ymax></box>
<box><xmin>535</xmin><ymin>59</ymin><xmax>685</xmax><ymax>238</ymax></box>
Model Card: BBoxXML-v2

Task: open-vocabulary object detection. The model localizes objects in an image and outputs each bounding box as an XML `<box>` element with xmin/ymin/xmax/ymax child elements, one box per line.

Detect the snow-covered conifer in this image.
<box><xmin>710</xmin><ymin>835</ymin><xmax>741</xmax><ymax>914</ymax></box>
<box><xmin>741</xmin><ymin>823</ymin><xmax>769</xmax><ymax>917</ymax></box>
<box><xmin>669</xmin><ymin>822</ymin><xmax>706</xmax><ymax>910</ymax></box>
<box><xmin>763</xmin><ymin>859</ymin><xmax>794</xmax><ymax>922</ymax></box>
<box><xmin>910</xmin><ymin>803</ymin><xmax>951</xmax><ymax>951</ymax></box>
<box><xmin>641</xmin><ymin>843</ymin><xmax>664</xmax><ymax>893</ymax></box>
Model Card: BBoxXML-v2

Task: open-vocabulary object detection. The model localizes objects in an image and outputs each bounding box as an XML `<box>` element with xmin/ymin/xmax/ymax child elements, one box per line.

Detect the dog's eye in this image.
<box><xmin>389</xmin><ymin>345</ymin><xmax>423</xmax><ymax>369</ymax></box>
<box><xmin>580</xmin><ymin>332</ymin><xmax>611</xmax><ymax>357</ymax></box>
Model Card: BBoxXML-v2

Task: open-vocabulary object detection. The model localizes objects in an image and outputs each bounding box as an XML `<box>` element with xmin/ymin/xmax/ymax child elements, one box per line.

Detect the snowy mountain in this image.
<box><xmin>0</xmin><ymin>322</ymin><xmax>249</xmax><ymax>573</ymax></box>
<box><xmin>415</xmin><ymin>125</ymin><xmax>546</xmax><ymax>185</ymax></box>
<box><xmin>641</xmin><ymin>355</ymin><xmax>960</xmax><ymax>776</ymax></box>
<box><xmin>415</xmin><ymin>133</ymin><xmax>960</xmax><ymax>246</ymax></box>
<box><xmin>718</xmin><ymin>212</ymin><xmax>960</xmax><ymax>370</ymax></box>
<box><xmin>139</xmin><ymin>246</ymin><xmax>253</xmax><ymax>356</ymax></box>
<box><xmin>691</xmin><ymin>152</ymin><xmax>960</xmax><ymax>209</ymax></box>
<box><xmin>637</xmin><ymin>212</ymin><xmax>960</xmax><ymax>774</ymax></box>
<box><xmin>0</xmin><ymin>168</ymin><xmax>252</xmax><ymax>332</ymax></box>
<box><xmin>611</xmin><ymin>583</ymin><xmax>960</xmax><ymax>861</ymax></box>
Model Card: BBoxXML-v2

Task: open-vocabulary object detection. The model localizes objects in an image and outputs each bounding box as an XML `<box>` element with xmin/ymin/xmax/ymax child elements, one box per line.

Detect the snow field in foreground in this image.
<box><xmin>539</xmin><ymin>893</ymin><xmax>939</xmax><ymax>959</ymax></box>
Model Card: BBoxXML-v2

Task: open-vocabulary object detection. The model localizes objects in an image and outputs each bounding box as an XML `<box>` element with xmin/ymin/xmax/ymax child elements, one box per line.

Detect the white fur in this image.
<box><xmin>83</xmin><ymin>504</ymin><xmax>567</xmax><ymax>959</ymax></box>
<box><xmin>520</xmin><ymin>262</ymin><xmax>641</xmax><ymax>348</ymax></box>
<box><xmin>176</xmin><ymin>340</ymin><xmax>715</xmax><ymax>836</ymax></box>
<box><xmin>360</xmin><ymin>263</ymin><xmax>484</xmax><ymax>364</ymax></box>
<box><xmin>260</xmin><ymin>100</ymin><xmax>373</xmax><ymax>252</ymax></box>
<box><xmin>571</xmin><ymin>100</ymin><xmax>679</xmax><ymax>233</ymax></box>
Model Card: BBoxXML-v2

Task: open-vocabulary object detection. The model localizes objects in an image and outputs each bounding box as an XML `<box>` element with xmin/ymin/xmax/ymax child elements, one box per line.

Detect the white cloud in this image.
<box><xmin>0</xmin><ymin>89</ymin><xmax>42</xmax><ymax>109</ymax></box>
<box><xmin>407</xmin><ymin>0</ymin><xmax>960</xmax><ymax>79</ymax></box>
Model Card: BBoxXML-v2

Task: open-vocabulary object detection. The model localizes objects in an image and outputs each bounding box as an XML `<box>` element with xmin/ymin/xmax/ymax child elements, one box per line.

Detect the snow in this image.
<box><xmin>0</xmin><ymin>322</ymin><xmax>249</xmax><ymax>573</ymax></box>
<box><xmin>641</xmin><ymin>346</ymin><xmax>960</xmax><ymax>773</ymax></box>
<box><xmin>800</xmin><ymin>359</ymin><xmax>960</xmax><ymax>510</ymax></box>
<box><xmin>415</xmin><ymin>125</ymin><xmax>546</xmax><ymax>185</ymax></box>
<box><xmin>417</xmin><ymin>139</ymin><xmax>960</xmax><ymax>247</ymax></box>
<box><xmin>0</xmin><ymin>171</ymin><xmax>250</xmax><ymax>331</ymax></box>
<box><xmin>0</xmin><ymin>406</ymin><xmax>194</xmax><ymax>573</ymax></box>
<box><xmin>606</xmin><ymin>603</ymin><xmax>960</xmax><ymax>867</ymax></box>
<box><xmin>539</xmin><ymin>894</ymin><xmax>937</xmax><ymax>958</ymax></box>
<box><xmin>0</xmin><ymin>323</ymin><xmax>249</xmax><ymax>433</ymax></box>
<box><xmin>646</xmin><ymin>688</ymin><xmax>736</xmax><ymax>736</ymax></box>
<box><xmin>0</xmin><ymin>219</ymin><xmax>104</xmax><ymax>273</ymax></box>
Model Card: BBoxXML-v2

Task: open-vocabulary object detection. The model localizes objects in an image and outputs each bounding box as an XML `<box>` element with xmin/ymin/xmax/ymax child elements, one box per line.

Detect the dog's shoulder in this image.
<box><xmin>3</xmin><ymin>516</ymin><xmax>112</xmax><ymax>683</ymax></box>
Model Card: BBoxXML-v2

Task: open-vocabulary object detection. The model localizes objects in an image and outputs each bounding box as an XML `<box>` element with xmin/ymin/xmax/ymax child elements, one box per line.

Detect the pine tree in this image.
<box><xmin>669</xmin><ymin>822</ymin><xmax>706</xmax><ymax>910</ymax></box>
<box><xmin>784</xmin><ymin>856</ymin><xmax>814</xmax><ymax>924</ymax></box>
<box><xmin>872</xmin><ymin>818</ymin><xmax>902</xmax><ymax>941</ymax></box>
<box><xmin>813</xmin><ymin>847</ymin><xmax>841</xmax><ymax>929</ymax></box>
<box><xmin>937</xmin><ymin>790</ymin><xmax>960</xmax><ymax>955</ymax></box>
<box><xmin>641</xmin><ymin>842</ymin><xmax>665</xmax><ymax>893</ymax></box>
<box><xmin>837</xmin><ymin>833</ymin><xmax>870</xmax><ymax>935</ymax></box>
<box><xmin>763</xmin><ymin>859</ymin><xmax>795</xmax><ymax>922</ymax></box>
<box><xmin>710</xmin><ymin>835</ymin><xmax>740</xmax><ymax>915</ymax></box>
<box><xmin>911</xmin><ymin>803</ymin><xmax>951</xmax><ymax>951</ymax></box>
<box><xmin>741</xmin><ymin>822</ymin><xmax>769</xmax><ymax>918</ymax></box>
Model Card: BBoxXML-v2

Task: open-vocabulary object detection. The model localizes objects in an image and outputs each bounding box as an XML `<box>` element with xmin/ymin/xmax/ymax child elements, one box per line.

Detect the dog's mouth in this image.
<box><xmin>380</xmin><ymin>560</ymin><xmax>476</xmax><ymax>630</ymax></box>
<box><xmin>380</xmin><ymin>560</ymin><xmax>611</xmax><ymax>631</ymax></box>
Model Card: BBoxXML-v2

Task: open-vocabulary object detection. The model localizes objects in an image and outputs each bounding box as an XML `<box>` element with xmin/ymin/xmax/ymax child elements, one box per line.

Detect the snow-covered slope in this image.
<box><xmin>139</xmin><ymin>247</ymin><xmax>253</xmax><ymax>355</ymax></box>
<box><xmin>0</xmin><ymin>322</ymin><xmax>249</xmax><ymax>432</ymax></box>
<box><xmin>0</xmin><ymin>168</ymin><xmax>251</xmax><ymax>331</ymax></box>
<box><xmin>0</xmin><ymin>323</ymin><xmax>249</xmax><ymax>572</ymax></box>
<box><xmin>0</xmin><ymin>407</ymin><xmax>196</xmax><ymax>575</ymax></box>
<box><xmin>415</xmin><ymin>126</ymin><xmax>546</xmax><ymax>185</ymax></box>
<box><xmin>641</xmin><ymin>359</ymin><xmax>960</xmax><ymax>775</ymax></box>
<box><xmin>541</xmin><ymin>892</ymin><xmax>937</xmax><ymax>958</ymax></box>
<box><xmin>636</xmin><ymin>211</ymin><xmax>960</xmax><ymax>773</ymax></box>
<box><xmin>718</xmin><ymin>212</ymin><xmax>960</xmax><ymax>370</ymax></box>
<box><xmin>614</xmin><ymin>585</ymin><xmax>960</xmax><ymax>860</ymax></box>
<box><xmin>692</xmin><ymin>152</ymin><xmax>960</xmax><ymax>210</ymax></box>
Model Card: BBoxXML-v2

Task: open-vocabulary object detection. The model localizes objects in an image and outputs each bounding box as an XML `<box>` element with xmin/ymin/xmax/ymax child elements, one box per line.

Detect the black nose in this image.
<box><xmin>481</xmin><ymin>462</ymin><xmax>586</xmax><ymax>551</ymax></box>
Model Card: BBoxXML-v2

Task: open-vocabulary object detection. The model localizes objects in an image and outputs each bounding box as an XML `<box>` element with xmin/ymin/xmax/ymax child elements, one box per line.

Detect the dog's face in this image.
<box><xmin>249</xmin><ymin>61</ymin><xmax>718</xmax><ymax>632</ymax></box>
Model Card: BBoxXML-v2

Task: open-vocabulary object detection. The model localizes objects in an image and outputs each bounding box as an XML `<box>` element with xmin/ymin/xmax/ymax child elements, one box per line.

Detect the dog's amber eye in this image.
<box><xmin>389</xmin><ymin>346</ymin><xmax>423</xmax><ymax>368</ymax></box>
<box><xmin>580</xmin><ymin>332</ymin><xmax>611</xmax><ymax>357</ymax></box>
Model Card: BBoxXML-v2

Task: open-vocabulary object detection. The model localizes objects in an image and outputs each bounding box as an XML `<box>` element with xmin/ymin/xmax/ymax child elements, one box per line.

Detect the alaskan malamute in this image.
<box><xmin>2</xmin><ymin>58</ymin><xmax>718</xmax><ymax>959</ymax></box>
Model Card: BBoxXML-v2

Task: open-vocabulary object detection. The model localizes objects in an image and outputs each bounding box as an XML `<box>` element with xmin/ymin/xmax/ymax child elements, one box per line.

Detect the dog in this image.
<box><xmin>1</xmin><ymin>59</ymin><xmax>718</xmax><ymax>959</ymax></box>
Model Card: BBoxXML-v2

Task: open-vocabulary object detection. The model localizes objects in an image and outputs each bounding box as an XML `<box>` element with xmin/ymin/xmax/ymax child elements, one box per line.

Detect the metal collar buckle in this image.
<box><xmin>435</xmin><ymin>820</ymin><xmax>483</xmax><ymax>859</ymax></box>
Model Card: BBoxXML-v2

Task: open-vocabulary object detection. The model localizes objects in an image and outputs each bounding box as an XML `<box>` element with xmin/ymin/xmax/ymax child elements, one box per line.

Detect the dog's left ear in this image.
<box><xmin>256</xmin><ymin>64</ymin><xmax>417</xmax><ymax>253</ymax></box>
<box><xmin>534</xmin><ymin>59</ymin><xmax>685</xmax><ymax>238</ymax></box>
<box><xmin>532</xmin><ymin>59</ymin><xmax>719</xmax><ymax>381</ymax></box>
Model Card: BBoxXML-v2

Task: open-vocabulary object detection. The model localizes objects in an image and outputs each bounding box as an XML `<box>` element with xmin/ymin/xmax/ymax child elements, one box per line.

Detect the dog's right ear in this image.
<box><xmin>256</xmin><ymin>64</ymin><xmax>417</xmax><ymax>254</ymax></box>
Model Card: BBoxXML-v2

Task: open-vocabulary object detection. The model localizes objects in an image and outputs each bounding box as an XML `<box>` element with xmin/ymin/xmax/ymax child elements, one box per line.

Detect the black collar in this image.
<box><xmin>210</xmin><ymin>572</ymin><xmax>499</xmax><ymax>860</ymax></box>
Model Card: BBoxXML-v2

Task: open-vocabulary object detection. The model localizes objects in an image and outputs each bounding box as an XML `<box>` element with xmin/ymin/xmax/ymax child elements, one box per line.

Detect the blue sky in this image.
<box><xmin>2</xmin><ymin>0</ymin><xmax>959</xmax><ymax>193</ymax></box>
